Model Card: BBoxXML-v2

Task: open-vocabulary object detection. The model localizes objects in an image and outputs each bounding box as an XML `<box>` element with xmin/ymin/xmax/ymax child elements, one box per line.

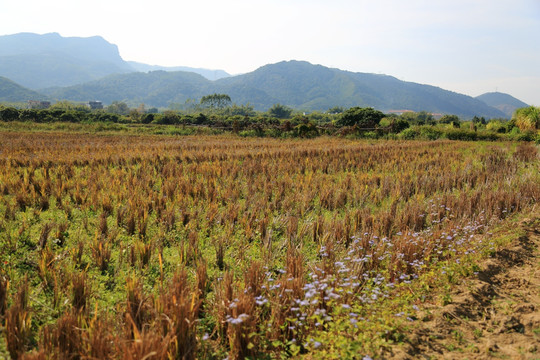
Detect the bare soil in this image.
<box><xmin>393</xmin><ymin>214</ymin><xmax>540</xmax><ymax>359</ymax></box>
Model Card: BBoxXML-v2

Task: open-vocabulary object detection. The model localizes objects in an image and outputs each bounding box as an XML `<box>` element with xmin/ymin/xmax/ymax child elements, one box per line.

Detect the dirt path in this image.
<box><xmin>395</xmin><ymin>215</ymin><xmax>540</xmax><ymax>359</ymax></box>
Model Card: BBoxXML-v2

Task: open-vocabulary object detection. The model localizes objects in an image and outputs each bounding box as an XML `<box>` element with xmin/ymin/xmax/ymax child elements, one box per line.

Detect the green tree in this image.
<box><xmin>156</xmin><ymin>111</ymin><xmax>181</xmax><ymax>125</ymax></box>
<box><xmin>388</xmin><ymin>118</ymin><xmax>410</xmax><ymax>133</ymax></box>
<box><xmin>439</xmin><ymin>114</ymin><xmax>459</xmax><ymax>124</ymax></box>
<box><xmin>129</xmin><ymin>109</ymin><xmax>142</xmax><ymax>123</ymax></box>
<box><xmin>472</xmin><ymin>116</ymin><xmax>486</xmax><ymax>125</ymax></box>
<box><xmin>399</xmin><ymin>111</ymin><xmax>434</xmax><ymax>125</ymax></box>
<box><xmin>141</xmin><ymin>113</ymin><xmax>155</xmax><ymax>124</ymax></box>
<box><xmin>335</xmin><ymin>107</ymin><xmax>384</xmax><ymax>128</ymax></box>
<box><xmin>416</xmin><ymin>111</ymin><xmax>435</xmax><ymax>125</ymax></box>
<box><xmin>106</xmin><ymin>101</ymin><xmax>130</xmax><ymax>115</ymax></box>
<box><xmin>200</xmin><ymin>94</ymin><xmax>232</xmax><ymax>109</ymax></box>
<box><xmin>327</xmin><ymin>106</ymin><xmax>345</xmax><ymax>114</ymax></box>
<box><xmin>224</xmin><ymin>104</ymin><xmax>256</xmax><ymax>117</ymax></box>
<box><xmin>268</xmin><ymin>104</ymin><xmax>293</xmax><ymax>119</ymax></box>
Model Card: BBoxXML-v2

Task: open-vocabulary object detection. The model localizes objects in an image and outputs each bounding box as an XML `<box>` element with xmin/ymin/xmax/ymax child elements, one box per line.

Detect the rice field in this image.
<box><xmin>0</xmin><ymin>132</ymin><xmax>538</xmax><ymax>359</ymax></box>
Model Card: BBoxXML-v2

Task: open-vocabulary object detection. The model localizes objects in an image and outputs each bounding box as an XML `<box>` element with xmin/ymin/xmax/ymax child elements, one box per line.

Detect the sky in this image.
<box><xmin>1</xmin><ymin>0</ymin><xmax>539</xmax><ymax>105</ymax></box>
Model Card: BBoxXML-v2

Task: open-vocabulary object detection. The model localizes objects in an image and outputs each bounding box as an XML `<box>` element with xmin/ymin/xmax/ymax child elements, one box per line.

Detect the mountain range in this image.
<box><xmin>0</xmin><ymin>32</ymin><xmax>529</xmax><ymax>118</ymax></box>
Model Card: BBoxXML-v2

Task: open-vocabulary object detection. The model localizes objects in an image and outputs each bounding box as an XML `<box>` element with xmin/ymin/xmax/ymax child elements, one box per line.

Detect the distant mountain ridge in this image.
<box><xmin>212</xmin><ymin>61</ymin><xmax>507</xmax><ymax>117</ymax></box>
<box><xmin>0</xmin><ymin>76</ymin><xmax>48</xmax><ymax>102</ymax></box>
<box><xmin>42</xmin><ymin>60</ymin><xmax>509</xmax><ymax>118</ymax></box>
<box><xmin>127</xmin><ymin>61</ymin><xmax>230</xmax><ymax>81</ymax></box>
<box><xmin>475</xmin><ymin>92</ymin><xmax>528</xmax><ymax>117</ymax></box>
<box><xmin>0</xmin><ymin>33</ymin><xmax>231</xmax><ymax>88</ymax></box>
<box><xmin>0</xmin><ymin>32</ymin><xmax>132</xmax><ymax>89</ymax></box>
<box><xmin>43</xmin><ymin>70</ymin><xmax>212</xmax><ymax>107</ymax></box>
<box><xmin>0</xmin><ymin>32</ymin><xmax>527</xmax><ymax>118</ymax></box>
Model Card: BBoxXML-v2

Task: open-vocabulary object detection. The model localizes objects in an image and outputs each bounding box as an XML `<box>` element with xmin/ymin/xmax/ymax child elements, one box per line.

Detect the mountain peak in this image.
<box><xmin>476</xmin><ymin>92</ymin><xmax>528</xmax><ymax>117</ymax></box>
<box><xmin>0</xmin><ymin>32</ymin><xmax>132</xmax><ymax>89</ymax></box>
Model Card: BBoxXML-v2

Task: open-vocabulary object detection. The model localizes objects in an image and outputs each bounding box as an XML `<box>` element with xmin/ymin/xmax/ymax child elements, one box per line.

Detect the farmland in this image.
<box><xmin>0</xmin><ymin>131</ymin><xmax>539</xmax><ymax>359</ymax></box>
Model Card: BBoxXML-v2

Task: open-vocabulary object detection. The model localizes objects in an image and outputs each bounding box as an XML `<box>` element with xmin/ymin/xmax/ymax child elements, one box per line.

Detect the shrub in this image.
<box><xmin>0</xmin><ymin>106</ymin><xmax>19</xmax><ymax>122</ymax></box>
<box><xmin>390</xmin><ymin>119</ymin><xmax>410</xmax><ymax>133</ymax></box>
<box><xmin>444</xmin><ymin>129</ymin><xmax>478</xmax><ymax>141</ymax></box>
<box><xmin>439</xmin><ymin>114</ymin><xmax>460</xmax><ymax>124</ymax></box>
<box><xmin>419</xmin><ymin>126</ymin><xmax>443</xmax><ymax>140</ymax></box>
<box><xmin>476</xmin><ymin>132</ymin><xmax>500</xmax><ymax>141</ymax></box>
<box><xmin>294</xmin><ymin>122</ymin><xmax>319</xmax><ymax>138</ymax></box>
<box><xmin>486</xmin><ymin>120</ymin><xmax>507</xmax><ymax>133</ymax></box>
<box><xmin>398</xmin><ymin>127</ymin><xmax>420</xmax><ymax>140</ymax></box>
<box><xmin>336</xmin><ymin>107</ymin><xmax>384</xmax><ymax>128</ymax></box>
<box><xmin>156</xmin><ymin>111</ymin><xmax>181</xmax><ymax>125</ymax></box>
<box><xmin>514</xmin><ymin>131</ymin><xmax>537</xmax><ymax>142</ymax></box>
<box><xmin>361</xmin><ymin>131</ymin><xmax>379</xmax><ymax>139</ymax></box>
<box><xmin>141</xmin><ymin>113</ymin><xmax>154</xmax><ymax>124</ymax></box>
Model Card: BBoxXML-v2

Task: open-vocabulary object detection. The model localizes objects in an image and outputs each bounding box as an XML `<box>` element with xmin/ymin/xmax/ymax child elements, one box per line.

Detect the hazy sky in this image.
<box><xmin>1</xmin><ymin>0</ymin><xmax>539</xmax><ymax>105</ymax></box>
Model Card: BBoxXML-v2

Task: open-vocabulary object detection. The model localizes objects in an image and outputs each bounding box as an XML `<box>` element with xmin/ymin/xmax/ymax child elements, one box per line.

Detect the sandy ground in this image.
<box><xmin>393</xmin><ymin>214</ymin><xmax>540</xmax><ymax>360</ymax></box>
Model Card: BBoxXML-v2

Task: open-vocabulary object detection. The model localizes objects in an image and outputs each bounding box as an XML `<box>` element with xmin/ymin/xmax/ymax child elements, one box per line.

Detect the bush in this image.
<box><xmin>419</xmin><ymin>126</ymin><xmax>443</xmax><ymax>140</ymax></box>
<box><xmin>439</xmin><ymin>114</ymin><xmax>460</xmax><ymax>124</ymax></box>
<box><xmin>268</xmin><ymin>104</ymin><xmax>293</xmax><ymax>119</ymax></box>
<box><xmin>486</xmin><ymin>120</ymin><xmax>507</xmax><ymax>133</ymax></box>
<box><xmin>444</xmin><ymin>129</ymin><xmax>477</xmax><ymax>141</ymax></box>
<box><xmin>336</xmin><ymin>107</ymin><xmax>384</xmax><ymax>128</ymax></box>
<box><xmin>398</xmin><ymin>127</ymin><xmax>420</xmax><ymax>140</ymax></box>
<box><xmin>59</xmin><ymin>111</ymin><xmax>85</xmax><ymax>123</ymax></box>
<box><xmin>514</xmin><ymin>131</ymin><xmax>537</xmax><ymax>142</ymax></box>
<box><xmin>141</xmin><ymin>113</ymin><xmax>154</xmax><ymax>124</ymax></box>
<box><xmin>193</xmin><ymin>113</ymin><xmax>208</xmax><ymax>125</ymax></box>
<box><xmin>92</xmin><ymin>113</ymin><xmax>120</xmax><ymax>123</ymax></box>
<box><xmin>0</xmin><ymin>106</ymin><xmax>20</xmax><ymax>121</ymax></box>
<box><xmin>361</xmin><ymin>131</ymin><xmax>379</xmax><ymax>139</ymax></box>
<box><xmin>238</xmin><ymin>130</ymin><xmax>258</xmax><ymax>137</ymax></box>
<box><xmin>476</xmin><ymin>132</ymin><xmax>500</xmax><ymax>141</ymax></box>
<box><xmin>294</xmin><ymin>122</ymin><xmax>319</xmax><ymax>138</ymax></box>
<box><xmin>390</xmin><ymin>119</ymin><xmax>410</xmax><ymax>133</ymax></box>
<box><xmin>156</xmin><ymin>111</ymin><xmax>181</xmax><ymax>125</ymax></box>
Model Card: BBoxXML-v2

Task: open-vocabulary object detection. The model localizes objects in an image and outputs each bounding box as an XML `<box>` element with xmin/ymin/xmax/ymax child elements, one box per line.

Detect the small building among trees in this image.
<box><xmin>88</xmin><ymin>101</ymin><xmax>103</xmax><ymax>110</ymax></box>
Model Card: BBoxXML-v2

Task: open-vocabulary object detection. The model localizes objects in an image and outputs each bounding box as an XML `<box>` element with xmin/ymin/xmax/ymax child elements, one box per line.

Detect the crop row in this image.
<box><xmin>0</xmin><ymin>133</ymin><xmax>538</xmax><ymax>359</ymax></box>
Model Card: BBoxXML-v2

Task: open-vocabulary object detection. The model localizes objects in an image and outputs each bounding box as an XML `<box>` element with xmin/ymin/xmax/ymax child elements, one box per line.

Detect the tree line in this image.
<box><xmin>0</xmin><ymin>97</ymin><xmax>538</xmax><ymax>142</ymax></box>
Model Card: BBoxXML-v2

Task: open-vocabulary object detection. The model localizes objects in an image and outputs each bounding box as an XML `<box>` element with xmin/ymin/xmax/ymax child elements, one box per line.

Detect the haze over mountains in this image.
<box><xmin>0</xmin><ymin>32</ymin><xmax>529</xmax><ymax>118</ymax></box>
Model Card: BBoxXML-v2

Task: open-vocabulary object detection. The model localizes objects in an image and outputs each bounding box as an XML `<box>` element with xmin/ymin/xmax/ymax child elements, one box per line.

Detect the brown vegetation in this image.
<box><xmin>0</xmin><ymin>132</ymin><xmax>538</xmax><ymax>359</ymax></box>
